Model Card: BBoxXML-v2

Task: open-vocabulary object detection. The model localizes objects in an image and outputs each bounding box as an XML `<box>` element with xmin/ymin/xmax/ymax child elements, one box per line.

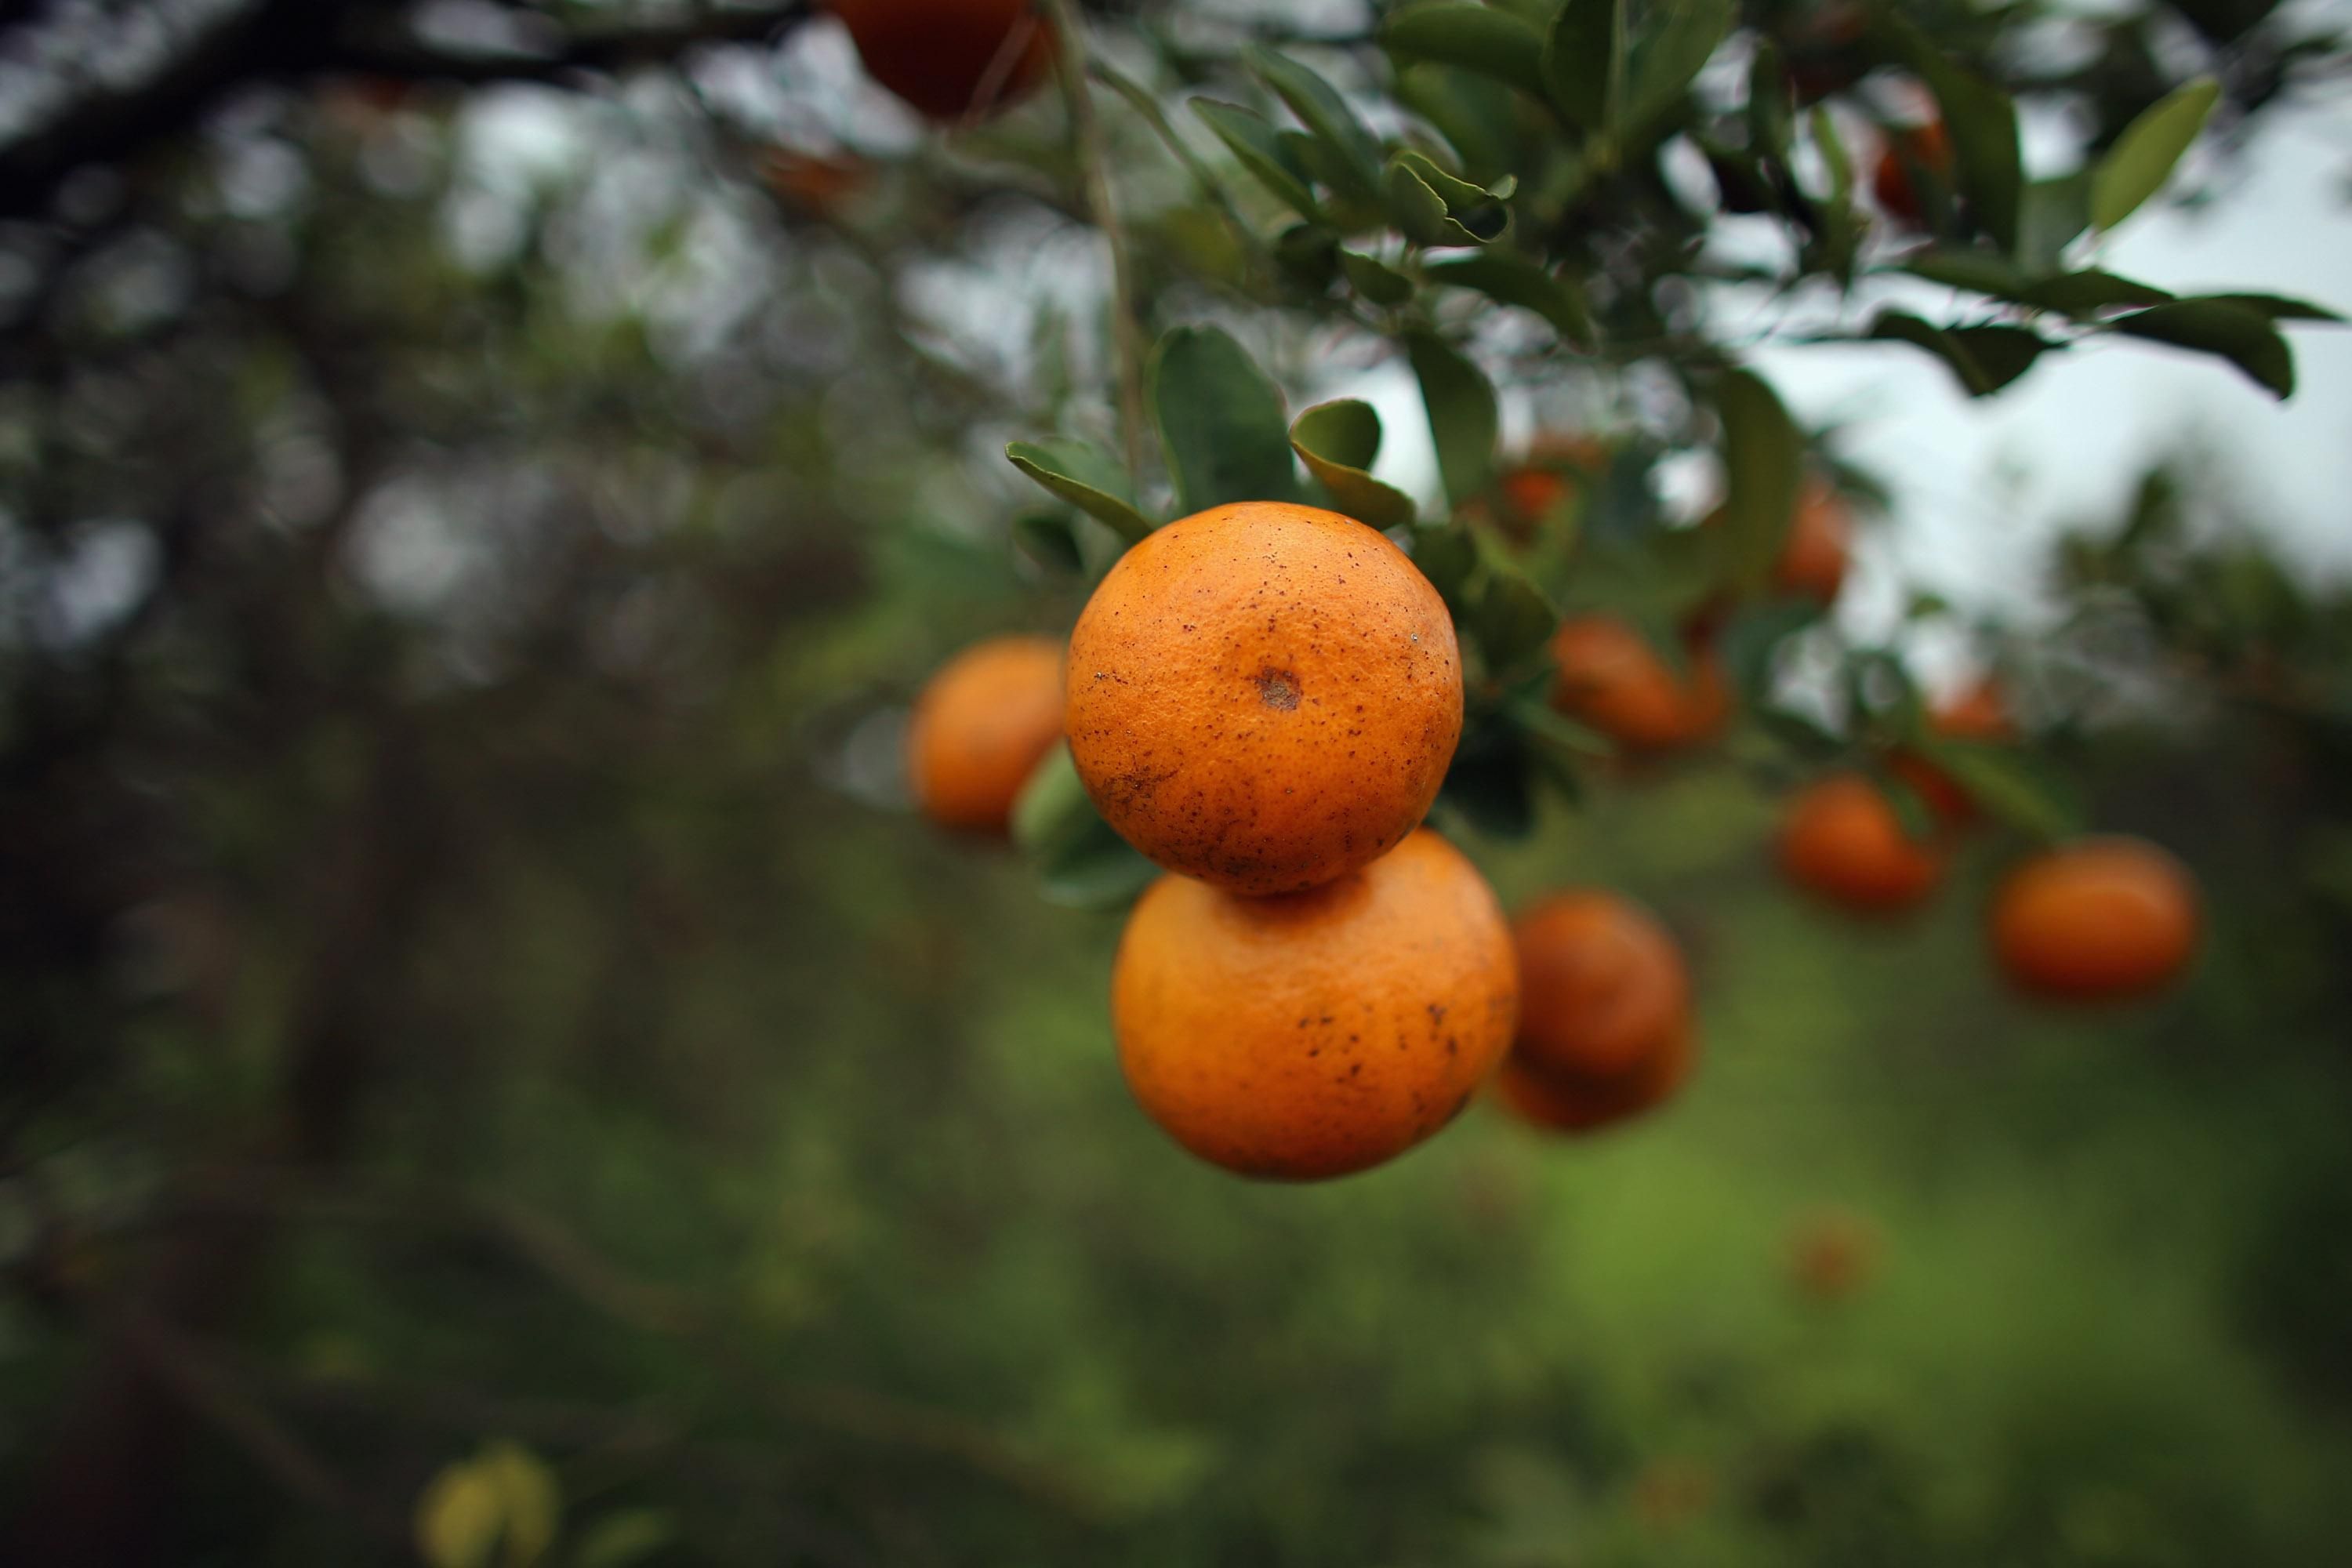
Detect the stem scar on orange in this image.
<box><xmin>906</xmin><ymin>634</ymin><xmax>1064</xmax><ymax>834</ymax></box>
<box><xmin>1065</xmin><ymin>502</ymin><xmax>1464</xmax><ymax>896</ymax></box>
<box><xmin>1112</xmin><ymin>831</ymin><xmax>1517</xmax><ymax>1181</ymax></box>
<box><xmin>1512</xmin><ymin>892</ymin><xmax>1690</xmax><ymax>1080</ymax></box>
<box><xmin>1550</xmin><ymin>615</ymin><xmax>1730</xmax><ymax>755</ymax></box>
<box><xmin>828</xmin><ymin>0</ymin><xmax>1055</xmax><ymax>122</ymax></box>
<box><xmin>1777</xmin><ymin>772</ymin><xmax>1947</xmax><ymax>913</ymax></box>
<box><xmin>1991</xmin><ymin>837</ymin><xmax>2201</xmax><ymax>1002</ymax></box>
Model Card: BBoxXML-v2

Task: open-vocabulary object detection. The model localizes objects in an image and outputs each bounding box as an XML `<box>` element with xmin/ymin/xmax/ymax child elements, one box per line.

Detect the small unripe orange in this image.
<box><xmin>1551</xmin><ymin>616</ymin><xmax>1730</xmax><ymax>754</ymax></box>
<box><xmin>1991</xmin><ymin>837</ymin><xmax>2200</xmax><ymax>1001</ymax></box>
<box><xmin>1778</xmin><ymin>772</ymin><xmax>1946</xmax><ymax>913</ymax></box>
<box><xmin>906</xmin><ymin>635</ymin><xmax>1064</xmax><ymax>833</ymax></box>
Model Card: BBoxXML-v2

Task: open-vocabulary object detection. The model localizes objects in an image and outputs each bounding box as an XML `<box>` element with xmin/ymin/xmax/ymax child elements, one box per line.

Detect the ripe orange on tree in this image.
<box><xmin>1494</xmin><ymin>891</ymin><xmax>1697</xmax><ymax>1136</ymax></box>
<box><xmin>1112</xmin><ymin>830</ymin><xmax>1517</xmax><ymax>1181</ymax></box>
<box><xmin>1065</xmin><ymin>501</ymin><xmax>1463</xmax><ymax>896</ymax></box>
<box><xmin>1890</xmin><ymin>679</ymin><xmax>2015</xmax><ymax>826</ymax></box>
<box><xmin>1778</xmin><ymin>771</ymin><xmax>1947</xmax><ymax>912</ymax></box>
<box><xmin>1479</xmin><ymin>434</ymin><xmax>1610</xmax><ymax>544</ymax></box>
<box><xmin>1990</xmin><ymin>836</ymin><xmax>2200</xmax><ymax>1001</ymax></box>
<box><xmin>829</xmin><ymin>0</ymin><xmax>1054</xmax><ymax>122</ymax></box>
<box><xmin>1873</xmin><ymin>118</ymin><xmax>1954</xmax><ymax>228</ymax></box>
<box><xmin>1773</xmin><ymin>476</ymin><xmax>1854</xmax><ymax>604</ymax></box>
<box><xmin>1550</xmin><ymin>615</ymin><xmax>1731</xmax><ymax>754</ymax></box>
<box><xmin>906</xmin><ymin>634</ymin><xmax>1064</xmax><ymax>833</ymax></box>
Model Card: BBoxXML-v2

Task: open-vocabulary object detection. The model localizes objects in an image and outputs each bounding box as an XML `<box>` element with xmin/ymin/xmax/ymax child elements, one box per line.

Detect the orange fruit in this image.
<box><xmin>1773</xmin><ymin>477</ymin><xmax>1853</xmax><ymax>604</ymax></box>
<box><xmin>1065</xmin><ymin>502</ymin><xmax>1463</xmax><ymax>896</ymax></box>
<box><xmin>1890</xmin><ymin>680</ymin><xmax>2014</xmax><ymax>826</ymax></box>
<box><xmin>829</xmin><ymin>0</ymin><xmax>1054</xmax><ymax>122</ymax></box>
<box><xmin>906</xmin><ymin>635</ymin><xmax>1064</xmax><ymax>833</ymax></box>
<box><xmin>1112</xmin><ymin>830</ymin><xmax>1517</xmax><ymax>1180</ymax></box>
<box><xmin>1778</xmin><ymin>772</ymin><xmax>1946</xmax><ymax>912</ymax></box>
<box><xmin>1872</xmin><ymin>118</ymin><xmax>1954</xmax><ymax>227</ymax></box>
<box><xmin>1991</xmin><ymin>837</ymin><xmax>2200</xmax><ymax>1001</ymax></box>
<box><xmin>1551</xmin><ymin>615</ymin><xmax>1730</xmax><ymax>753</ymax></box>
<box><xmin>1512</xmin><ymin>892</ymin><xmax>1690</xmax><ymax>1080</ymax></box>
<box><xmin>1494</xmin><ymin>1023</ymin><xmax>1697</xmax><ymax>1135</ymax></box>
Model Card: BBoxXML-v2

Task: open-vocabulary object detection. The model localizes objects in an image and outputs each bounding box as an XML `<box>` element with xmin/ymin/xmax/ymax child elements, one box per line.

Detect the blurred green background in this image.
<box><xmin>5</xmin><ymin>2</ymin><xmax>2352</xmax><ymax>1564</ymax></box>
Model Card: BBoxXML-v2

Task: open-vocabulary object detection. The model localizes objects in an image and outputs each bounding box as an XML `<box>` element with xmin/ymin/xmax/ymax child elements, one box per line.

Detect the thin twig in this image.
<box><xmin>1045</xmin><ymin>0</ymin><xmax>1150</xmax><ymax>478</ymax></box>
<box><xmin>1088</xmin><ymin>58</ymin><xmax>1271</xmax><ymax>286</ymax></box>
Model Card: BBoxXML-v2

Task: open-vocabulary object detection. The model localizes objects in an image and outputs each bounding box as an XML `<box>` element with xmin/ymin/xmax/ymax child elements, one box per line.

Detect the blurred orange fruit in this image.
<box><xmin>1890</xmin><ymin>680</ymin><xmax>2014</xmax><ymax>826</ymax></box>
<box><xmin>1551</xmin><ymin>615</ymin><xmax>1730</xmax><ymax>754</ymax></box>
<box><xmin>759</xmin><ymin>148</ymin><xmax>870</xmax><ymax>213</ymax></box>
<box><xmin>1065</xmin><ymin>502</ymin><xmax>1463</xmax><ymax>896</ymax></box>
<box><xmin>1873</xmin><ymin>118</ymin><xmax>1954</xmax><ymax>227</ymax></box>
<box><xmin>1773</xmin><ymin>476</ymin><xmax>1853</xmax><ymax>604</ymax></box>
<box><xmin>1991</xmin><ymin>836</ymin><xmax>2200</xmax><ymax>1001</ymax></box>
<box><xmin>1778</xmin><ymin>772</ymin><xmax>1947</xmax><ymax>913</ymax></box>
<box><xmin>1512</xmin><ymin>891</ymin><xmax>1690</xmax><ymax>1080</ymax></box>
<box><xmin>1494</xmin><ymin>1024</ymin><xmax>1697</xmax><ymax>1135</ymax></box>
<box><xmin>906</xmin><ymin>634</ymin><xmax>1064</xmax><ymax>833</ymax></box>
<box><xmin>830</xmin><ymin>0</ymin><xmax>1054</xmax><ymax>122</ymax></box>
<box><xmin>1112</xmin><ymin>831</ymin><xmax>1517</xmax><ymax>1180</ymax></box>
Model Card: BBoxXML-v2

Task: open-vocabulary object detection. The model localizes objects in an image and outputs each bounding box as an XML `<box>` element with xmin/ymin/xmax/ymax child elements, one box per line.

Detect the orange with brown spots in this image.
<box><xmin>1112</xmin><ymin>830</ymin><xmax>1516</xmax><ymax>1181</ymax></box>
<box><xmin>1512</xmin><ymin>891</ymin><xmax>1690</xmax><ymax>1080</ymax></box>
<box><xmin>1550</xmin><ymin>615</ymin><xmax>1730</xmax><ymax>754</ymax></box>
<box><xmin>906</xmin><ymin>635</ymin><xmax>1064</xmax><ymax>833</ymax></box>
<box><xmin>1991</xmin><ymin>837</ymin><xmax>2200</xmax><ymax>1001</ymax></box>
<box><xmin>1778</xmin><ymin>772</ymin><xmax>1947</xmax><ymax>913</ymax></box>
<box><xmin>829</xmin><ymin>0</ymin><xmax>1054</xmax><ymax>122</ymax></box>
<box><xmin>1065</xmin><ymin>502</ymin><xmax>1463</xmax><ymax>896</ymax></box>
<box><xmin>1494</xmin><ymin>1024</ymin><xmax>1697</xmax><ymax>1135</ymax></box>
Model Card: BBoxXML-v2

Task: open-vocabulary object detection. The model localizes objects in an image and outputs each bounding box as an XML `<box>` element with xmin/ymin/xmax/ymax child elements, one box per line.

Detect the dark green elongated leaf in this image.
<box><xmin>1810</xmin><ymin>103</ymin><xmax>1852</xmax><ymax>201</ymax></box>
<box><xmin>1423</xmin><ymin>251</ymin><xmax>1595</xmax><ymax>347</ymax></box>
<box><xmin>1866</xmin><ymin>310</ymin><xmax>2053</xmax><ymax>397</ymax></box>
<box><xmin>1393</xmin><ymin>63</ymin><xmax>1522</xmax><ymax>183</ymax></box>
<box><xmin>1338</xmin><ymin>249</ymin><xmax>1414</xmax><ymax>306</ymax></box>
<box><xmin>1898</xmin><ymin>246</ymin><xmax>2029</xmax><ymax>296</ymax></box>
<box><xmin>1384</xmin><ymin>151</ymin><xmax>1512</xmax><ymax>245</ymax></box>
<box><xmin>1508</xmin><ymin>697</ymin><xmax>1611</xmax><ymax>757</ymax></box>
<box><xmin>1718</xmin><ymin>597</ymin><xmax>1827</xmax><ymax>701</ymax></box>
<box><xmin>1622</xmin><ymin>0</ymin><xmax>1734</xmax><ymax>147</ymax></box>
<box><xmin>1543</xmin><ymin>0</ymin><xmax>1623</xmax><ymax>134</ymax></box>
<box><xmin>1753</xmin><ymin>706</ymin><xmax>1846</xmax><ymax>763</ymax></box>
<box><xmin>1011</xmin><ymin>511</ymin><xmax>1083</xmax><ymax>575</ymax></box>
<box><xmin>2014</xmin><ymin>173</ymin><xmax>2089</xmax><ymax>273</ymax></box>
<box><xmin>1272</xmin><ymin>222</ymin><xmax>1342</xmax><ymax>288</ymax></box>
<box><xmin>1409</xmin><ymin>521</ymin><xmax>1479</xmax><ymax>606</ymax></box>
<box><xmin>2014</xmin><ymin>270</ymin><xmax>2174</xmax><ymax>314</ymax></box>
<box><xmin>1378</xmin><ymin>4</ymin><xmax>1549</xmax><ymax>96</ymax></box>
<box><xmin>2111</xmin><ymin>299</ymin><xmax>2296</xmax><ymax>398</ymax></box>
<box><xmin>1748</xmin><ymin>37</ymin><xmax>1794</xmax><ymax>158</ymax></box>
<box><xmin>1244</xmin><ymin>45</ymin><xmax>1384</xmax><ymax>201</ymax></box>
<box><xmin>1908</xmin><ymin>738</ymin><xmax>2083</xmax><ymax>840</ymax></box>
<box><xmin>2090</xmin><ymin>77</ymin><xmax>2220</xmax><ymax>230</ymax></box>
<box><xmin>1192</xmin><ymin>100</ymin><xmax>1320</xmax><ymax>220</ymax></box>
<box><xmin>1004</xmin><ymin>441</ymin><xmax>1155</xmax><ymax>543</ymax></box>
<box><xmin>1715</xmin><ymin>368</ymin><xmax>1802</xmax><ymax>590</ymax></box>
<box><xmin>1438</xmin><ymin>722</ymin><xmax>1539</xmax><ymax>837</ymax></box>
<box><xmin>1886</xmin><ymin>16</ymin><xmax>2020</xmax><ymax>249</ymax></box>
<box><xmin>1013</xmin><ymin>744</ymin><xmax>1162</xmax><ymax>908</ymax></box>
<box><xmin>1290</xmin><ymin>400</ymin><xmax>1417</xmax><ymax>530</ymax></box>
<box><xmin>2201</xmin><ymin>292</ymin><xmax>2345</xmax><ymax>322</ymax></box>
<box><xmin>1405</xmin><ymin>327</ymin><xmax>1498</xmax><ymax>506</ymax></box>
<box><xmin>1149</xmin><ymin>326</ymin><xmax>1301</xmax><ymax>511</ymax></box>
<box><xmin>1475</xmin><ymin>557</ymin><xmax>1562</xmax><ymax>669</ymax></box>
<box><xmin>1011</xmin><ymin>742</ymin><xmax>1092</xmax><ymax>857</ymax></box>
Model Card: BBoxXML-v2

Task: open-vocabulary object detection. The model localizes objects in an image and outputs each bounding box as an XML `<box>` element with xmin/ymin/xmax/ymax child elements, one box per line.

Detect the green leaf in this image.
<box><xmin>1438</xmin><ymin>722</ymin><xmax>1539</xmax><ymax>837</ymax></box>
<box><xmin>1272</xmin><ymin>222</ymin><xmax>1342</xmax><ymax>288</ymax></box>
<box><xmin>1004</xmin><ymin>441</ymin><xmax>1155</xmax><ymax>544</ymax></box>
<box><xmin>1809</xmin><ymin>103</ymin><xmax>1852</xmax><ymax>203</ymax></box>
<box><xmin>1897</xmin><ymin>246</ymin><xmax>2029</xmax><ymax>296</ymax></box>
<box><xmin>1508</xmin><ymin>696</ymin><xmax>1612</xmax><ymax>757</ymax></box>
<box><xmin>1040</xmin><ymin>825</ymin><xmax>1162</xmax><ymax>909</ymax></box>
<box><xmin>1192</xmin><ymin>100</ymin><xmax>1320</xmax><ymax>220</ymax></box>
<box><xmin>1244</xmin><ymin>45</ymin><xmax>1384</xmax><ymax>201</ymax></box>
<box><xmin>1149</xmin><ymin>326</ymin><xmax>1301</xmax><ymax>511</ymax></box>
<box><xmin>1011</xmin><ymin>512</ymin><xmax>1084</xmax><ymax>575</ymax></box>
<box><xmin>2014</xmin><ymin>173</ymin><xmax>2090</xmax><ymax>273</ymax></box>
<box><xmin>416</xmin><ymin>1464</ymin><xmax>503</xmax><ymax>1568</ymax></box>
<box><xmin>1383</xmin><ymin>151</ymin><xmax>1512</xmax><ymax>246</ymax></box>
<box><xmin>1748</xmin><ymin>37</ymin><xmax>1794</xmax><ymax>158</ymax></box>
<box><xmin>1886</xmin><ymin>17</ymin><xmax>2021</xmax><ymax>249</ymax></box>
<box><xmin>2014</xmin><ymin>270</ymin><xmax>2175</xmax><ymax>314</ymax></box>
<box><xmin>1379</xmin><ymin>4</ymin><xmax>1549</xmax><ymax>96</ymax></box>
<box><xmin>2201</xmin><ymin>292</ymin><xmax>2344</xmax><ymax>322</ymax></box>
<box><xmin>1423</xmin><ymin>251</ymin><xmax>1595</xmax><ymax>347</ymax></box>
<box><xmin>1404</xmin><ymin>327</ymin><xmax>1498</xmax><ymax>506</ymax></box>
<box><xmin>1908</xmin><ymin>738</ymin><xmax>2082</xmax><ymax>840</ymax></box>
<box><xmin>2090</xmin><ymin>77</ymin><xmax>2220</xmax><ymax>231</ymax></box>
<box><xmin>1543</xmin><ymin>0</ymin><xmax>1624</xmax><ymax>135</ymax></box>
<box><xmin>1715</xmin><ymin>368</ymin><xmax>1802</xmax><ymax>590</ymax></box>
<box><xmin>1338</xmin><ymin>249</ymin><xmax>1415</xmax><ymax>306</ymax></box>
<box><xmin>1475</xmin><ymin>557</ymin><xmax>1563</xmax><ymax>669</ymax></box>
<box><xmin>574</xmin><ymin>1510</ymin><xmax>679</xmax><ymax>1568</ymax></box>
<box><xmin>1622</xmin><ymin>0</ymin><xmax>1734</xmax><ymax>147</ymax></box>
<box><xmin>1409</xmin><ymin>521</ymin><xmax>1479</xmax><ymax>606</ymax></box>
<box><xmin>2110</xmin><ymin>299</ymin><xmax>2296</xmax><ymax>397</ymax></box>
<box><xmin>1011</xmin><ymin>742</ymin><xmax>1093</xmax><ymax>858</ymax></box>
<box><xmin>1393</xmin><ymin>62</ymin><xmax>1523</xmax><ymax>183</ymax></box>
<box><xmin>1867</xmin><ymin>310</ymin><xmax>2054</xmax><ymax>396</ymax></box>
<box><xmin>1290</xmin><ymin>400</ymin><xmax>1417</xmax><ymax>529</ymax></box>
